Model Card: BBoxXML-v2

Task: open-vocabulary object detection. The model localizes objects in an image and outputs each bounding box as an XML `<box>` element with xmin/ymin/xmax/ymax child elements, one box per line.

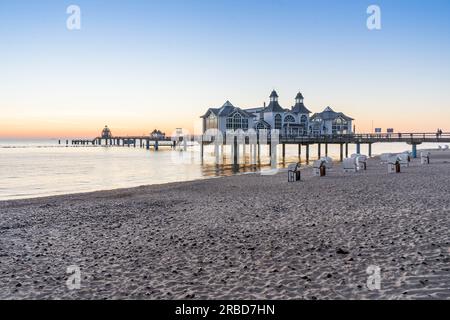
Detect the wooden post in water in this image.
<box><xmin>233</xmin><ymin>137</ymin><xmax>238</xmax><ymax>165</ymax></box>
<box><xmin>306</xmin><ymin>144</ymin><xmax>310</xmax><ymax>163</ymax></box>
<box><xmin>270</xmin><ymin>140</ymin><xmax>277</xmax><ymax>168</ymax></box>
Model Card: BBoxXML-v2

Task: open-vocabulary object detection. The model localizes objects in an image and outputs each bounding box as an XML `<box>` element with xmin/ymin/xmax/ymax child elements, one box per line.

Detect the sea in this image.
<box><xmin>0</xmin><ymin>139</ymin><xmax>444</xmax><ymax>201</ymax></box>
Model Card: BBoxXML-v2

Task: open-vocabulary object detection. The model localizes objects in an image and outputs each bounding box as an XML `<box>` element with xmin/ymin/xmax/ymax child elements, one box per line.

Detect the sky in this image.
<box><xmin>0</xmin><ymin>0</ymin><xmax>449</xmax><ymax>138</ymax></box>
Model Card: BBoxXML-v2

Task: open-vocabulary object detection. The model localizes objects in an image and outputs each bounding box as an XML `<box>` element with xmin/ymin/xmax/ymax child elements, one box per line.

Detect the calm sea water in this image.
<box><xmin>0</xmin><ymin>139</ymin><xmax>444</xmax><ymax>200</ymax></box>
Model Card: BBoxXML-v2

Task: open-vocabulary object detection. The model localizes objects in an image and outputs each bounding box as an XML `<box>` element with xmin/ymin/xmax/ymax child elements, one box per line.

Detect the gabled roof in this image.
<box><xmin>200</xmin><ymin>108</ymin><xmax>220</xmax><ymax>118</ymax></box>
<box><xmin>263</xmin><ymin>100</ymin><xmax>285</xmax><ymax>113</ymax></box>
<box><xmin>291</xmin><ymin>102</ymin><xmax>311</xmax><ymax>114</ymax></box>
<box><xmin>254</xmin><ymin>119</ymin><xmax>271</xmax><ymax>128</ymax></box>
<box><xmin>295</xmin><ymin>92</ymin><xmax>304</xmax><ymax>100</ymax></box>
<box><xmin>310</xmin><ymin>106</ymin><xmax>354</xmax><ymax>121</ymax></box>
<box><xmin>202</xmin><ymin>101</ymin><xmax>256</xmax><ymax>118</ymax></box>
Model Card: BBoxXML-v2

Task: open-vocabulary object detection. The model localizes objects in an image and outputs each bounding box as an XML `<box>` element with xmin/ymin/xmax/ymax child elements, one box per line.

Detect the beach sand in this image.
<box><xmin>0</xmin><ymin>151</ymin><xmax>449</xmax><ymax>300</ymax></box>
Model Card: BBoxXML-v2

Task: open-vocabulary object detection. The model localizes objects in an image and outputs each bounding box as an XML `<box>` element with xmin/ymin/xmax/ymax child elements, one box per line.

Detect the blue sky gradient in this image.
<box><xmin>1</xmin><ymin>0</ymin><xmax>449</xmax><ymax>137</ymax></box>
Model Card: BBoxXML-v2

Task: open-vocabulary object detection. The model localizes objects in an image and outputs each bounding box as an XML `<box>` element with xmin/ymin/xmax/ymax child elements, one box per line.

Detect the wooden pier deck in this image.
<box><xmin>66</xmin><ymin>132</ymin><xmax>450</xmax><ymax>163</ymax></box>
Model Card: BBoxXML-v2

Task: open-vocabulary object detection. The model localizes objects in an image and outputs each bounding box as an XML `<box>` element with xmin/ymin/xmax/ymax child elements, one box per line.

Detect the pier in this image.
<box><xmin>200</xmin><ymin>132</ymin><xmax>450</xmax><ymax>164</ymax></box>
<box><xmin>68</xmin><ymin>132</ymin><xmax>450</xmax><ymax>165</ymax></box>
<box><xmin>71</xmin><ymin>136</ymin><xmax>175</xmax><ymax>150</ymax></box>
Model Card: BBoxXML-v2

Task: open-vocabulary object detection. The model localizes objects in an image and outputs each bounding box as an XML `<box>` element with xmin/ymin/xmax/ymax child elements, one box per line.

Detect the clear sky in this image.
<box><xmin>1</xmin><ymin>0</ymin><xmax>449</xmax><ymax>138</ymax></box>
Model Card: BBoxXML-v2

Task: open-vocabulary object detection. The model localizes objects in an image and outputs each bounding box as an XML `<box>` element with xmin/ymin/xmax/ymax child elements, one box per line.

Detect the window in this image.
<box><xmin>226</xmin><ymin>117</ymin><xmax>233</xmax><ymax>130</ymax></box>
<box><xmin>300</xmin><ymin>115</ymin><xmax>308</xmax><ymax>124</ymax></box>
<box><xmin>226</xmin><ymin>112</ymin><xmax>249</xmax><ymax>131</ymax></box>
<box><xmin>284</xmin><ymin>115</ymin><xmax>295</xmax><ymax>123</ymax></box>
<box><xmin>233</xmin><ymin>113</ymin><xmax>242</xmax><ymax>130</ymax></box>
<box><xmin>256</xmin><ymin>122</ymin><xmax>266</xmax><ymax>130</ymax></box>
<box><xmin>332</xmin><ymin>117</ymin><xmax>349</xmax><ymax>134</ymax></box>
<box><xmin>274</xmin><ymin>114</ymin><xmax>282</xmax><ymax>130</ymax></box>
<box><xmin>206</xmin><ymin>114</ymin><xmax>218</xmax><ymax>130</ymax></box>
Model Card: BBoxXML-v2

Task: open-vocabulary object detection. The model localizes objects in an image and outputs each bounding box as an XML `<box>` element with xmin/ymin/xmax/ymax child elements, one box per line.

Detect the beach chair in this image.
<box><xmin>388</xmin><ymin>156</ymin><xmax>401</xmax><ymax>174</ymax></box>
<box><xmin>343</xmin><ymin>157</ymin><xmax>357</xmax><ymax>173</ymax></box>
<box><xmin>287</xmin><ymin>163</ymin><xmax>301</xmax><ymax>182</ymax></box>
<box><xmin>351</xmin><ymin>154</ymin><xmax>367</xmax><ymax>171</ymax></box>
<box><xmin>380</xmin><ymin>153</ymin><xmax>393</xmax><ymax>164</ymax></box>
<box><xmin>320</xmin><ymin>156</ymin><xmax>333</xmax><ymax>169</ymax></box>
<box><xmin>420</xmin><ymin>151</ymin><xmax>431</xmax><ymax>165</ymax></box>
<box><xmin>313</xmin><ymin>160</ymin><xmax>326</xmax><ymax>177</ymax></box>
<box><xmin>397</xmin><ymin>153</ymin><xmax>410</xmax><ymax>168</ymax></box>
<box><xmin>438</xmin><ymin>145</ymin><xmax>443</xmax><ymax>150</ymax></box>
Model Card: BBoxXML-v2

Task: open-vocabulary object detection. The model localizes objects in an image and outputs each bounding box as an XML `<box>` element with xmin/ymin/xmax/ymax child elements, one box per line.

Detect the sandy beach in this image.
<box><xmin>0</xmin><ymin>151</ymin><xmax>449</xmax><ymax>300</ymax></box>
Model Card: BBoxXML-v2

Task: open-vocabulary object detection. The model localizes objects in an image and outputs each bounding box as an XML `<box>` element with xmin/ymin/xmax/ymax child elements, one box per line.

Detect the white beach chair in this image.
<box><xmin>320</xmin><ymin>157</ymin><xmax>333</xmax><ymax>169</ymax></box>
<box><xmin>287</xmin><ymin>163</ymin><xmax>301</xmax><ymax>182</ymax></box>
<box><xmin>388</xmin><ymin>156</ymin><xmax>401</xmax><ymax>174</ymax></box>
<box><xmin>420</xmin><ymin>151</ymin><xmax>431</xmax><ymax>165</ymax></box>
<box><xmin>356</xmin><ymin>155</ymin><xmax>368</xmax><ymax>171</ymax></box>
<box><xmin>380</xmin><ymin>153</ymin><xmax>393</xmax><ymax>164</ymax></box>
<box><xmin>313</xmin><ymin>160</ymin><xmax>326</xmax><ymax>177</ymax></box>
<box><xmin>343</xmin><ymin>157</ymin><xmax>357</xmax><ymax>173</ymax></box>
<box><xmin>397</xmin><ymin>153</ymin><xmax>410</xmax><ymax>168</ymax></box>
<box><xmin>351</xmin><ymin>154</ymin><xmax>368</xmax><ymax>171</ymax></box>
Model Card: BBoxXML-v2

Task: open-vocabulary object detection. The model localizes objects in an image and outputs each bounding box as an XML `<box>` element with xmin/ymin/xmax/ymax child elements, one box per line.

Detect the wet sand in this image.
<box><xmin>0</xmin><ymin>151</ymin><xmax>449</xmax><ymax>299</ymax></box>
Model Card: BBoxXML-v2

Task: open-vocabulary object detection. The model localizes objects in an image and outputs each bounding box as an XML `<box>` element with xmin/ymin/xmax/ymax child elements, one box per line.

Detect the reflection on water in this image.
<box><xmin>0</xmin><ymin>139</ymin><xmax>444</xmax><ymax>200</ymax></box>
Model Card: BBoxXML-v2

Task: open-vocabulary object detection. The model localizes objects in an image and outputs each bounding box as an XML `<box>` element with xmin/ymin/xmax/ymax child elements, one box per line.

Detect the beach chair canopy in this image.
<box><xmin>313</xmin><ymin>160</ymin><xmax>326</xmax><ymax>169</ymax></box>
<box><xmin>343</xmin><ymin>157</ymin><xmax>357</xmax><ymax>169</ymax></box>
<box><xmin>388</xmin><ymin>156</ymin><xmax>401</xmax><ymax>164</ymax></box>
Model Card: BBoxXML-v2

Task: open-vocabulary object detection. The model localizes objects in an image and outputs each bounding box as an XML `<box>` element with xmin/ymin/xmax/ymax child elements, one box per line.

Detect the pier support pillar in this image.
<box><xmin>369</xmin><ymin>143</ymin><xmax>373</xmax><ymax>157</ymax></box>
<box><xmin>318</xmin><ymin>143</ymin><xmax>321</xmax><ymax>159</ymax></box>
<box><xmin>356</xmin><ymin>143</ymin><xmax>361</xmax><ymax>155</ymax></box>
<box><xmin>257</xmin><ymin>142</ymin><xmax>261</xmax><ymax>163</ymax></box>
<box><xmin>155</xmin><ymin>140</ymin><xmax>159</xmax><ymax>151</ymax></box>
<box><xmin>306</xmin><ymin>144</ymin><xmax>310</xmax><ymax>163</ymax></box>
<box><xmin>325</xmin><ymin>143</ymin><xmax>328</xmax><ymax>157</ymax></box>
<box><xmin>345</xmin><ymin>143</ymin><xmax>349</xmax><ymax>158</ymax></box>
<box><xmin>146</xmin><ymin>139</ymin><xmax>150</xmax><ymax>150</ymax></box>
<box><xmin>270</xmin><ymin>140</ymin><xmax>277</xmax><ymax>168</ymax></box>
<box><xmin>412</xmin><ymin>144</ymin><xmax>418</xmax><ymax>158</ymax></box>
<box><xmin>298</xmin><ymin>144</ymin><xmax>301</xmax><ymax>158</ymax></box>
<box><xmin>340</xmin><ymin>143</ymin><xmax>344</xmax><ymax>162</ymax></box>
<box><xmin>282</xmin><ymin>144</ymin><xmax>286</xmax><ymax>160</ymax></box>
<box><xmin>233</xmin><ymin>137</ymin><xmax>238</xmax><ymax>165</ymax></box>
